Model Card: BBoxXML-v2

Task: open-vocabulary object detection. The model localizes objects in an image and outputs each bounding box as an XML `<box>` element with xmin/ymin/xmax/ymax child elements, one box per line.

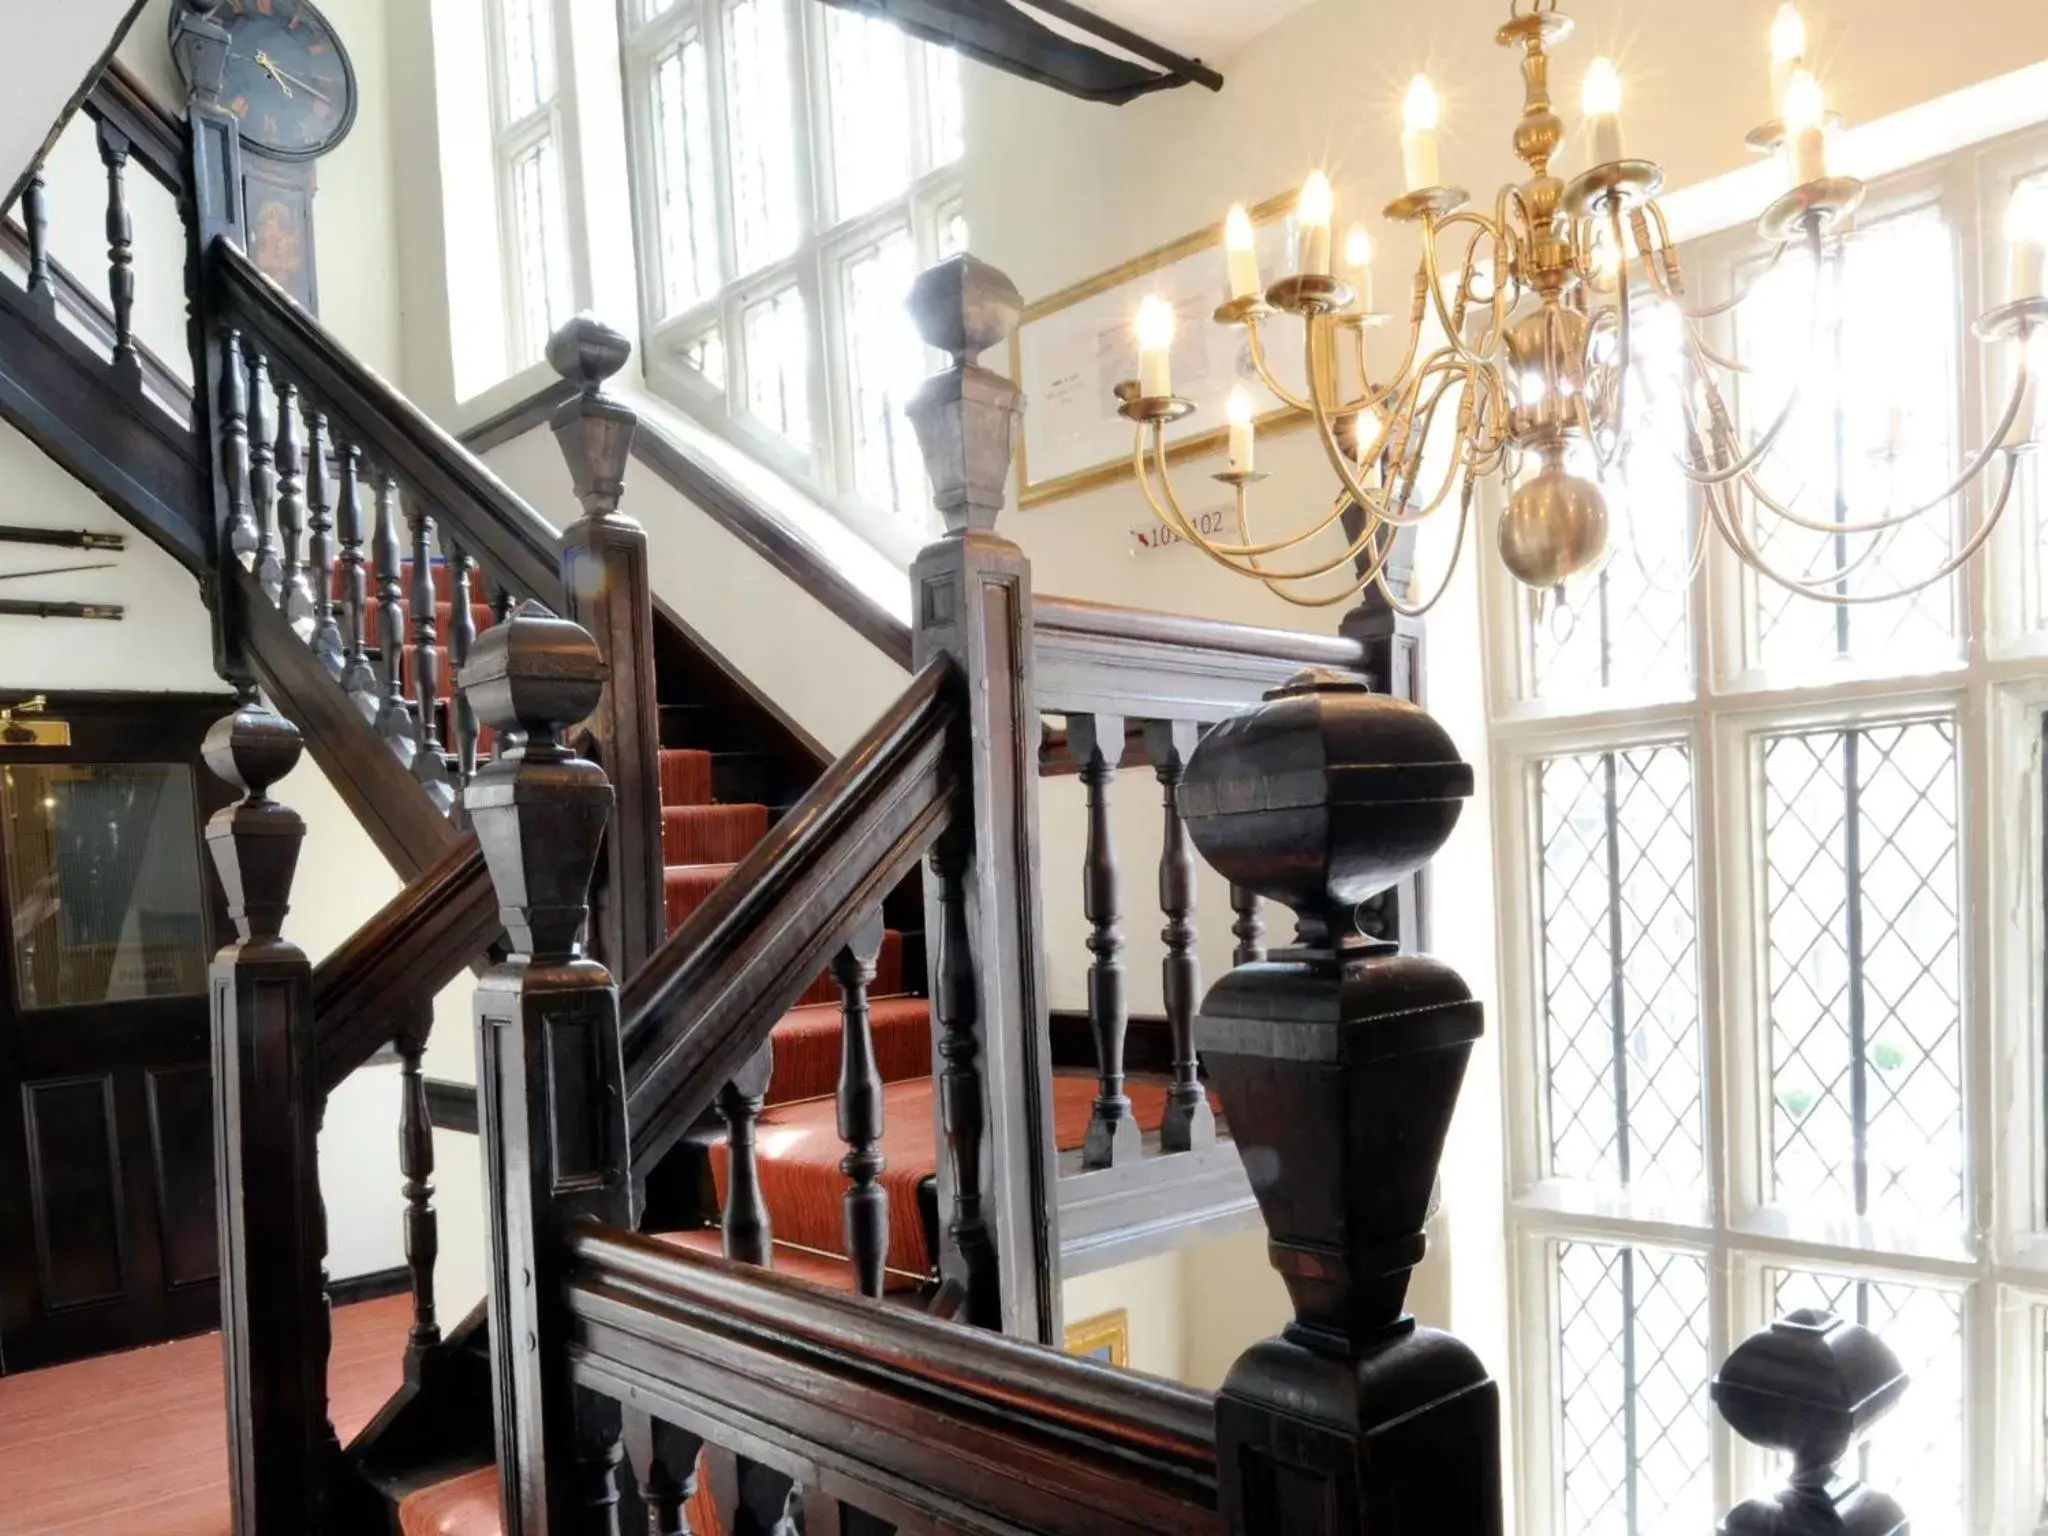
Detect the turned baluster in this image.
<box><xmin>1069</xmin><ymin>712</ymin><xmax>1137</xmax><ymax>1169</ymax></box>
<box><xmin>1713</xmin><ymin>1309</ymin><xmax>1909</xmax><ymax>1534</ymax></box>
<box><xmin>217</xmin><ymin>328</ymin><xmax>259</xmax><ymax>564</ymax></box>
<box><xmin>833</xmin><ymin>913</ymin><xmax>889</xmax><ymax>1299</ymax></box>
<box><xmin>334</xmin><ymin>445</ymin><xmax>378</xmax><ymax>716</ymax></box>
<box><xmin>395</xmin><ymin>1005</ymin><xmax>440</xmax><ymax>1366</ymax></box>
<box><xmin>441</xmin><ymin>532</ymin><xmax>481</xmax><ymax>796</ymax></box>
<box><xmin>627</xmin><ymin>1418</ymin><xmax>706</xmax><ymax>1536</ymax></box>
<box><xmin>928</xmin><ymin>829</ymin><xmax>997</xmax><ymax>1325</ymax></box>
<box><xmin>95</xmin><ymin>118</ymin><xmax>140</xmax><ymax>391</ymax></box>
<box><xmin>305</xmin><ymin>412</ymin><xmax>342</xmax><ymax>675</ymax></box>
<box><xmin>248</xmin><ymin>350</ymin><xmax>281</xmax><ymax>600</ymax></box>
<box><xmin>1229</xmin><ymin>884</ymin><xmax>1266</xmax><ymax>966</ymax></box>
<box><xmin>22</xmin><ymin>172</ymin><xmax>53</xmax><ymax>312</ymax></box>
<box><xmin>1147</xmin><ymin>720</ymin><xmax>1213</xmax><ymax>1154</ymax></box>
<box><xmin>407</xmin><ymin>501</ymin><xmax>454</xmax><ymax>812</ymax></box>
<box><xmin>372</xmin><ymin>473</ymin><xmax>416</xmax><ymax>759</ymax></box>
<box><xmin>717</xmin><ymin>1042</ymin><xmax>774</xmax><ymax>1268</ymax></box>
<box><xmin>274</xmin><ymin>380</ymin><xmax>313</xmax><ymax>633</ymax></box>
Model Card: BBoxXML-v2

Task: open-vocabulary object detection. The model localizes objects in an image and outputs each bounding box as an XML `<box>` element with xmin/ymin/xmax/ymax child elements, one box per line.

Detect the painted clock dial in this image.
<box><xmin>183</xmin><ymin>0</ymin><xmax>358</xmax><ymax>160</ymax></box>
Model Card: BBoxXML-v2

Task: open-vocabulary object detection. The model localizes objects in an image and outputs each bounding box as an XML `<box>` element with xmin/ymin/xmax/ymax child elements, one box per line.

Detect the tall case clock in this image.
<box><xmin>170</xmin><ymin>0</ymin><xmax>358</xmax><ymax>312</ymax></box>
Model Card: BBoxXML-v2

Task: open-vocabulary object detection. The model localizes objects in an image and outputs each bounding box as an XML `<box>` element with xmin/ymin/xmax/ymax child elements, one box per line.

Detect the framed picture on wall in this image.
<box><xmin>1009</xmin><ymin>192</ymin><xmax>1312</xmax><ymax>509</ymax></box>
<box><xmin>1063</xmin><ymin>1307</ymin><xmax>1130</xmax><ymax>1367</ymax></box>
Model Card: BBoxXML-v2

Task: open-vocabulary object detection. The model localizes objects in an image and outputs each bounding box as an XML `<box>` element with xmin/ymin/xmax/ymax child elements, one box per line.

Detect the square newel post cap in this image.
<box><xmin>906</xmin><ymin>255</ymin><xmax>1025</xmax><ymax>536</ymax></box>
<box><xmin>202</xmin><ymin>701</ymin><xmax>306</xmax><ymax>944</ymax></box>
<box><xmin>173</xmin><ymin>0</ymin><xmax>231</xmax><ymax>101</ymax></box>
<box><xmin>459</xmin><ymin>602</ymin><xmax>614</xmax><ymax>961</ymax></box>
<box><xmin>548</xmin><ymin>313</ymin><xmax>638</xmax><ymax>520</ymax></box>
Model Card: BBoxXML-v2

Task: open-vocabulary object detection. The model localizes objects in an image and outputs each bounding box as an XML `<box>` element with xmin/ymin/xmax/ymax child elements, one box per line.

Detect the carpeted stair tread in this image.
<box><xmin>653</xmin><ymin>1228</ymin><xmax>921</xmax><ymax>1293</ymax></box>
<box><xmin>709</xmin><ymin>1075</ymin><xmax>1200</xmax><ymax>1279</ymax></box>
<box><xmin>764</xmin><ymin>994</ymin><xmax>929</xmax><ymax>1106</ymax></box>
<box><xmin>663</xmin><ymin>862</ymin><xmax>737</xmax><ymax>932</ymax></box>
<box><xmin>663</xmin><ymin>802</ymin><xmax>771</xmax><ymax>864</ymax></box>
<box><xmin>659</xmin><ymin>748</ymin><xmax>715</xmax><ymax>808</ymax></box>
<box><xmin>791</xmin><ymin>929</ymin><xmax>905</xmax><ymax>1008</ymax></box>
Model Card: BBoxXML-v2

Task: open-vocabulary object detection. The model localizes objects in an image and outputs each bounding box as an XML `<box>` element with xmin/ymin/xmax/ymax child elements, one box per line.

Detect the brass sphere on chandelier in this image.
<box><xmin>1498</xmin><ymin>447</ymin><xmax>1609</xmax><ymax>590</ymax></box>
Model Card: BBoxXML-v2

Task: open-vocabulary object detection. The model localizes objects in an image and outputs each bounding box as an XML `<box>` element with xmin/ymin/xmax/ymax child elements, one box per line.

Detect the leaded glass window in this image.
<box><xmin>487</xmin><ymin>0</ymin><xmax>571</xmax><ymax>363</ymax></box>
<box><xmin>623</xmin><ymin>0</ymin><xmax>962</xmax><ymax>532</ymax></box>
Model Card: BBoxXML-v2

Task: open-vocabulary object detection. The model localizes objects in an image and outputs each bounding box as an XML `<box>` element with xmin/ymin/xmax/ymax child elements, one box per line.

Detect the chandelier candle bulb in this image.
<box><xmin>2005</xmin><ymin>184</ymin><xmax>2048</xmax><ymax>303</ymax></box>
<box><xmin>1582</xmin><ymin>58</ymin><xmax>1624</xmax><ymax>166</ymax></box>
<box><xmin>1226</xmin><ymin>386</ymin><xmax>1256</xmax><ymax>473</ymax></box>
<box><xmin>1136</xmin><ymin>296</ymin><xmax>1176</xmax><ymax>399</ymax></box>
<box><xmin>1224</xmin><ymin>204</ymin><xmax>1262</xmax><ymax>301</ymax></box>
<box><xmin>1401</xmin><ymin>76</ymin><xmax>1442</xmax><ymax>192</ymax></box>
<box><xmin>1782</xmin><ymin>67</ymin><xmax>1828</xmax><ymax>185</ymax></box>
<box><xmin>1298</xmin><ymin>171</ymin><xmax>1334</xmax><ymax>276</ymax></box>
<box><xmin>1769</xmin><ymin>2</ymin><xmax>1807</xmax><ymax>117</ymax></box>
<box><xmin>1345</xmin><ymin>224</ymin><xmax>1375</xmax><ymax>311</ymax></box>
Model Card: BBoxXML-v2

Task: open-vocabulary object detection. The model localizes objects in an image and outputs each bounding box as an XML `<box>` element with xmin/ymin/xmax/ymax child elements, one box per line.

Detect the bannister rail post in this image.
<box><xmin>548</xmin><ymin>315</ymin><xmax>665</xmax><ymax>981</ymax></box>
<box><xmin>1178</xmin><ymin>671</ymin><xmax>1502</xmax><ymax>1534</ymax></box>
<box><xmin>203</xmin><ymin>697</ymin><xmax>341</xmax><ymax>1535</ymax></box>
<box><xmin>1712</xmin><ymin>1310</ymin><xmax>1909</xmax><ymax>1534</ymax></box>
<box><xmin>463</xmin><ymin>604</ymin><xmax>631</xmax><ymax>1536</ymax></box>
<box><xmin>905</xmin><ymin>254</ymin><xmax>1060</xmax><ymax>1343</ymax></box>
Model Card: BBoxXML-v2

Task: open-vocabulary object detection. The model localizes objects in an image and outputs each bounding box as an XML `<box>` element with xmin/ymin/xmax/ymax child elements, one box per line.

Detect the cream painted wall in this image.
<box><xmin>4</xmin><ymin>0</ymin><xmax>139</xmax><ymax>198</ymax></box>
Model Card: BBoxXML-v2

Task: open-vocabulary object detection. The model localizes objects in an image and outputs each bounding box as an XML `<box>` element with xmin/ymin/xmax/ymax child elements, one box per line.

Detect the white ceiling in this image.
<box><xmin>1015</xmin><ymin>0</ymin><xmax>1314</xmax><ymax>69</ymax></box>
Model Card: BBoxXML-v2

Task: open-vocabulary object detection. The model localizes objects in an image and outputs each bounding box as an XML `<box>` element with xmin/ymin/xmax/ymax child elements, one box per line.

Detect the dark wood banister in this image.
<box><xmin>0</xmin><ymin>221</ymin><xmax>189</xmax><ymax>410</ymax></box>
<box><xmin>622</xmin><ymin>656</ymin><xmax>963</xmax><ymax>1168</ymax></box>
<box><xmin>309</xmin><ymin>836</ymin><xmax>498</xmax><ymax>1096</ymax></box>
<box><xmin>89</xmin><ymin>60</ymin><xmax>188</xmax><ymax>195</ymax></box>
<box><xmin>208</xmin><ymin>237</ymin><xmax>566</xmax><ymax>611</ymax></box>
<box><xmin>1033</xmin><ymin>594</ymin><xmax>1369</xmax><ymax>671</ymax></box>
<box><xmin>566</xmin><ymin>1225</ymin><xmax>1219</xmax><ymax>1534</ymax></box>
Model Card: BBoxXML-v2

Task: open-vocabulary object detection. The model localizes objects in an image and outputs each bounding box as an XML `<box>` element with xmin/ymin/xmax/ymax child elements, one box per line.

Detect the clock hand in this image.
<box><xmin>249</xmin><ymin>50</ymin><xmax>293</xmax><ymax>97</ymax></box>
<box><xmin>267</xmin><ymin>60</ymin><xmax>334</xmax><ymax>105</ymax></box>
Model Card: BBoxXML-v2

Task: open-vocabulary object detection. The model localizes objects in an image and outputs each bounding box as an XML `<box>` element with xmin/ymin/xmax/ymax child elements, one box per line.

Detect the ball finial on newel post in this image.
<box><xmin>1177</xmin><ymin>667</ymin><xmax>1502</xmax><ymax>1534</ymax></box>
<box><xmin>905</xmin><ymin>254</ymin><xmax>1024</xmax><ymax>537</ymax></box>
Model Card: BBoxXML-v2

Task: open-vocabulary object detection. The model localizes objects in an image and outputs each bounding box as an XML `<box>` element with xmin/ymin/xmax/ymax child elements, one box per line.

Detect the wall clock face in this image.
<box><xmin>176</xmin><ymin>0</ymin><xmax>358</xmax><ymax>160</ymax></box>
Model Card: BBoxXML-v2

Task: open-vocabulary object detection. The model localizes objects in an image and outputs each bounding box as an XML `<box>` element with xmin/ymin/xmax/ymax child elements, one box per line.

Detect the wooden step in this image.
<box><xmin>764</xmin><ymin>992</ymin><xmax>929</xmax><ymax>1106</ymax></box>
<box><xmin>663</xmin><ymin>861</ymin><xmax>735</xmax><ymax>932</ymax></box>
<box><xmin>659</xmin><ymin>748</ymin><xmax>715</xmax><ymax>808</ymax></box>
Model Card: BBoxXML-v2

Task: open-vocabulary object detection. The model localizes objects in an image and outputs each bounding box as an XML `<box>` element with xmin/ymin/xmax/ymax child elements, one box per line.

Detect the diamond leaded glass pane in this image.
<box><xmin>1554</xmin><ymin>1241</ymin><xmax>1712</xmax><ymax>1535</ymax></box>
<box><xmin>1527</xmin><ymin>299</ymin><xmax>1694</xmax><ymax>704</ymax></box>
<box><xmin>1736</xmin><ymin>206</ymin><xmax>1960</xmax><ymax>670</ymax></box>
<box><xmin>843</xmin><ymin>228</ymin><xmax>925</xmax><ymax>518</ymax></box>
<box><xmin>651</xmin><ymin>33</ymin><xmax>721</xmax><ymax>317</ymax></box>
<box><xmin>724</xmin><ymin>0</ymin><xmax>801</xmax><ymax>274</ymax></box>
<box><xmin>1762</xmin><ymin>719</ymin><xmax>1962</xmax><ymax>1230</ymax></box>
<box><xmin>511</xmin><ymin>135</ymin><xmax>569</xmax><ymax>361</ymax></box>
<box><xmin>826</xmin><ymin>7</ymin><xmax>913</xmax><ymax>220</ymax></box>
<box><xmin>1768</xmin><ymin>1268</ymin><xmax>1966</xmax><ymax>1532</ymax></box>
<box><xmin>1537</xmin><ymin>746</ymin><xmax>1702</xmax><ymax>1197</ymax></box>
<box><xmin>496</xmin><ymin>0</ymin><xmax>556</xmax><ymax>122</ymax></box>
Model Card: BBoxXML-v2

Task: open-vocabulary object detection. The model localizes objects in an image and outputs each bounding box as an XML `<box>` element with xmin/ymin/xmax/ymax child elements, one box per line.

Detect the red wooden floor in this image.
<box><xmin>0</xmin><ymin>1293</ymin><xmax>412</xmax><ymax>1534</ymax></box>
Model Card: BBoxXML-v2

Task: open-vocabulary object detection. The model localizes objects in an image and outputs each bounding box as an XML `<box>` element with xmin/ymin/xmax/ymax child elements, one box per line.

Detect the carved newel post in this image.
<box><xmin>463</xmin><ymin>604</ymin><xmax>630</xmax><ymax>1536</ymax></box>
<box><xmin>1178</xmin><ymin>669</ymin><xmax>1501</xmax><ymax>1535</ymax></box>
<box><xmin>204</xmin><ymin>698</ymin><xmax>341</xmax><ymax>1536</ymax></box>
<box><xmin>550</xmin><ymin>314</ymin><xmax>665</xmax><ymax>982</ymax></box>
<box><xmin>1713</xmin><ymin>1310</ymin><xmax>1909</xmax><ymax>1535</ymax></box>
<box><xmin>906</xmin><ymin>254</ymin><xmax>1060</xmax><ymax>1342</ymax></box>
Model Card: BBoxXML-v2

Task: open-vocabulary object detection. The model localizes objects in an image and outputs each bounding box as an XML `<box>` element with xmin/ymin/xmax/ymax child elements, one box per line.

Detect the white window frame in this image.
<box><xmin>1486</xmin><ymin>122</ymin><xmax>2048</xmax><ymax>1536</ymax></box>
<box><xmin>620</xmin><ymin>0</ymin><xmax>962</xmax><ymax>560</ymax></box>
<box><xmin>484</xmin><ymin>0</ymin><xmax>574</xmax><ymax>368</ymax></box>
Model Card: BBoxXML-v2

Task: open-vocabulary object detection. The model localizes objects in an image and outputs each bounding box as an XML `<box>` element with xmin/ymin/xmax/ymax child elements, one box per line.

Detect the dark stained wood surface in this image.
<box><xmin>0</xmin><ymin>220</ymin><xmax>189</xmax><ymax>410</ymax></box>
<box><xmin>566</xmin><ymin>1225</ymin><xmax>1220</xmax><ymax>1536</ymax></box>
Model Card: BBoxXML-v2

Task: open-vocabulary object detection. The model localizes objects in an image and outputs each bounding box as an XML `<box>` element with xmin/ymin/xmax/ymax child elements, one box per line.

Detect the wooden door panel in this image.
<box><xmin>144</xmin><ymin>1063</ymin><xmax>218</xmax><ymax>1291</ymax></box>
<box><xmin>22</xmin><ymin>1073</ymin><xmax>128</xmax><ymax>1311</ymax></box>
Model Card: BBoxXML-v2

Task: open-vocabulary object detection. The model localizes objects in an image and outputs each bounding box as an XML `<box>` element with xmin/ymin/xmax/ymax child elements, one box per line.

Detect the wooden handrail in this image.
<box><xmin>84</xmin><ymin>62</ymin><xmax>187</xmax><ymax>195</ymax></box>
<box><xmin>208</xmin><ymin>237</ymin><xmax>566</xmax><ymax>610</ymax></box>
<box><xmin>622</xmin><ymin>656</ymin><xmax>962</xmax><ymax>1168</ymax></box>
<box><xmin>310</xmin><ymin>836</ymin><xmax>500</xmax><ymax>1096</ymax></box>
<box><xmin>1034</xmin><ymin>595</ymin><xmax>1369</xmax><ymax>669</ymax></box>
<box><xmin>566</xmin><ymin>1225</ymin><xmax>1220</xmax><ymax>1536</ymax></box>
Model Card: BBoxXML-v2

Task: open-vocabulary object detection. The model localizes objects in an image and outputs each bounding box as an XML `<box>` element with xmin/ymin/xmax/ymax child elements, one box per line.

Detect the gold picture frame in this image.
<box><xmin>1063</xmin><ymin>1307</ymin><xmax>1130</xmax><ymax>1367</ymax></box>
<box><xmin>1009</xmin><ymin>192</ymin><xmax>1311</xmax><ymax>510</ymax></box>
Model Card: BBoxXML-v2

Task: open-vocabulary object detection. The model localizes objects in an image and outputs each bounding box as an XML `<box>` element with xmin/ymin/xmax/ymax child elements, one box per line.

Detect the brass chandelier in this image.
<box><xmin>1116</xmin><ymin>0</ymin><xmax>2048</xmax><ymax>614</ymax></box>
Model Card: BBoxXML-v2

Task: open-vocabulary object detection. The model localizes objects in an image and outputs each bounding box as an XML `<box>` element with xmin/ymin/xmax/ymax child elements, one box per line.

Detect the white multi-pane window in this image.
<box><xmin>1491</xmin><ymin>125</ymin><xmax>2048</xmax><ymax>1536</ymax></box>
<box><xmin>486</xmin><ymin>0</ymin><xmax>574</xmax><ymax>365</ymax></box>
<box><xmin>622</xmin><ymin>0</ymin><xmax>963</xmax><ymax>541</ymax></box>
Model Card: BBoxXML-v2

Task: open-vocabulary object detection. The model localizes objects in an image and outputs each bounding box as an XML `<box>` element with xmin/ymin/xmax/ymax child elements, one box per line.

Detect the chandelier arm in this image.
<box><xmin>1373</xmin><ymin>477</ymin><xmax>1477</xmax><ymax>619</ymax></box>
<box><xmin>1419</xmin><ymin>217</ymin><xmax>1494</xmax><ymax>370</ymax></box>
<box><xmin>1642</xmin><ymin>199</ymin><xmax>1793</xmax><ymax>321</ymax></box>
<box><xmin>1242</xmin><ymin>317</ymin><xmax>1316</xmax><ymax>414</ymax></box>
<box><xmin>1305</xmin><ymin>325</ymin><xmax>1426</xmax><ymax>522</ymax></box>
<box><xmin>1621</xmin><ymin>488</ymin><xmax>1715</xmax><ymax>596</ymax></box>
<box><xmin>1137</xmin><ymin>422</ymin><xmax>1382</xmax><ymax>562</ymax></box>
<box><xmin>1309</xmin><ymin>341</ymin><xmax>1475</xmax><ymax>528</ymax></box>
<box><xmin>1313</xmin><ymin>276</ymin><xmax>1433</xmax><ymax>419</ymax></box>
<box><xmin>1606</xmin><ymin>200</ymin><xmax>1633</xmax><ymax>447</ymax></box>
<box><xmin>1709</xmin><ymin>453</ymin><xmax>2018</xmax><ymax>603</ymax></box>
<box><xmin>1670</xmin><ymin>351</ymin><xmax>1812</xmax><ymax>486</ymax></box>
<box><xmin>1228</xmin><ymin>476</ymin><xmax>1409</xmax><ymax>587</ymax></box>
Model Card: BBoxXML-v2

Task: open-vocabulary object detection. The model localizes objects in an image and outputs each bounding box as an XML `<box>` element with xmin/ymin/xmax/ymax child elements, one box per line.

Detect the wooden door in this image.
<box><xmin>0</xmin><ymin>693</ymin><xmax>233</xmax><ymax>1374</ymax></box>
